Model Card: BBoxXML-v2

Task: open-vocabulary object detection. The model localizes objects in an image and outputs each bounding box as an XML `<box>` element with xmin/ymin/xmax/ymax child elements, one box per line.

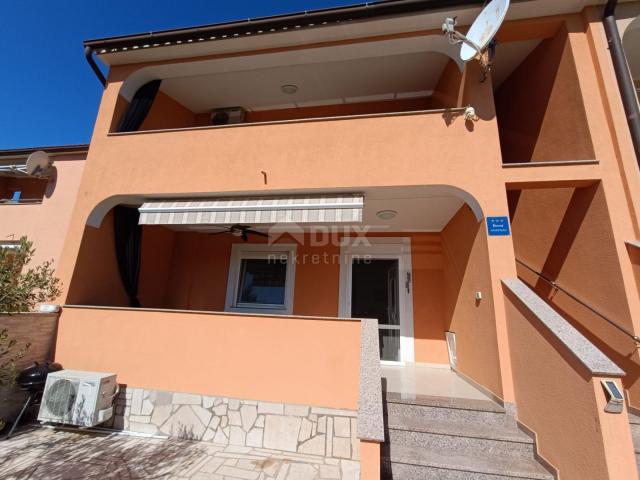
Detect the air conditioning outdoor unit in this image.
<box><xmin>38</xmin><ymin>370</ymin><xmax>118</xmax><ymax>427</ymax></box>
<box><xmin>211</xmin><ymin>107</ymin><xmax>246</xmax><ymax>125</ymax></box>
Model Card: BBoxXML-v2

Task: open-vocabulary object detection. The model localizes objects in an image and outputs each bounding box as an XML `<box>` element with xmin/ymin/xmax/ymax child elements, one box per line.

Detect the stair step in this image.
<box><xmin>628</xmin><ymin>411</ymin><xmax>640</xmax><ymax>425</ymax></box>
<box><xmin>382</xmin><ymin>461</ymin><xmax>548</xmax><ymax>480</ymax></box>
<box><xmin>386</xmin><ymin>401</ymin><xmax>511</xmax><ymax>428</ymax></box>
<box><xmin>386</xmin><ymin>414</ymin><xmax>532</xmax><ymax>444</ymax></box>
<box><xmin>630</xmin><ymin>422</ymin><xmax>640</xmax><ymax>453</ymax></box>
<box><xmin>387</xmin><ymin>428</ymin><xmax>535</xmax><ymax>462</ymax></box>
<box><xmin>385</xmin><ymin>392</ymin><xmax>505</xmax><ymax>412</ymax></box>
<box><xmin>382</xmin><ymin>444</ymin><xmax>553</xmax><ymax>480</ymax></box>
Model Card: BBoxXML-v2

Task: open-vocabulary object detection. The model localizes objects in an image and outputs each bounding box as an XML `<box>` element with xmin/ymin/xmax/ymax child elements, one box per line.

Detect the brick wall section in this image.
<box><xmin>0</xmin><ymin>313</ymin><xmax>59</xmax><ymax>371</ymax></box>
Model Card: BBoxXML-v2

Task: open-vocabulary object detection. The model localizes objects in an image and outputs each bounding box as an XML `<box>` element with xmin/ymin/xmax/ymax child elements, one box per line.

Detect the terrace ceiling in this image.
<box><xmin>124</xmin><ymin>34</ymin><xmax>540</xmax><ymax>113</ymax></box>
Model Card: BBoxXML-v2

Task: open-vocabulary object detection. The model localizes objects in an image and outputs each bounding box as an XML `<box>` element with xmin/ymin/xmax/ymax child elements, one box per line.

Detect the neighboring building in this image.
<box><xmin>0</xmin><ymin>145</ymin><xmax>87</xmax><ymax>267</ymax></box>
<box><xmin>9</xmin><ymin>0</ymin><xmax>640</xmax><ymax>478</ymax></box>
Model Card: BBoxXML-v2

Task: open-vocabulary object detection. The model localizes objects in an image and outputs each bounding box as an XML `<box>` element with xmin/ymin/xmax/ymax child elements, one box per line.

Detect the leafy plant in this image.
<box><xmin>0</xmin><ymin>328</ymin><xmax>30</xmax><ymax>388</ymax></box>
<box><xmin>0</xmin><ymin>236</ymin><xmax>62</xmax><ymax>313</ymax></box>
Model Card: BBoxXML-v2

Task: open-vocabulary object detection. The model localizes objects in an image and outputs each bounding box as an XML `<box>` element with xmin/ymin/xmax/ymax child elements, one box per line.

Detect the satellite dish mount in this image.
<box><xmin>442</xmin><ymin>0</ymin><xmax>510</xmax><ymax>82</ymax></box>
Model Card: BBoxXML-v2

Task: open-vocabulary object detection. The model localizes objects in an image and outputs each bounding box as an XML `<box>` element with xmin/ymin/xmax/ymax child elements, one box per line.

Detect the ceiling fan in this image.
<box><xmin>209</xmin><ymin>224</ymin><xmax>269</xmax><ymax>242</ymax></box>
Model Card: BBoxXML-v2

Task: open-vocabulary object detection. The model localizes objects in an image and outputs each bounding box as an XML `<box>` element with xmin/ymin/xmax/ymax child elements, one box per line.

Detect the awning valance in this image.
<box><xmin>138</xmin><ymin>194</ymin><xmax>364</xmax><ymax>226</ymax></box>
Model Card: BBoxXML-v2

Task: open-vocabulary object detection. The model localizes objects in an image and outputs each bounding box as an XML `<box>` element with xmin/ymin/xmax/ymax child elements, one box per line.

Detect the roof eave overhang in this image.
<box><xmin>84</xmin><ymin>0</ymin><xmax>485</xmax><ymax>61</ymax></box>
<box><xmin>0</xmin><ymin>145</ymin><xmax>89</xmax><ymax>161</ymax></box>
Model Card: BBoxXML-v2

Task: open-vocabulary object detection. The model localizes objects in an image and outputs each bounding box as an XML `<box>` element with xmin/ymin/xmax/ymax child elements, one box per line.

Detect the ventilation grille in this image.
<box><xmin>44</xmin><ymin>379</ymin><xmax>77</xmax><ymax>418</ymax></box>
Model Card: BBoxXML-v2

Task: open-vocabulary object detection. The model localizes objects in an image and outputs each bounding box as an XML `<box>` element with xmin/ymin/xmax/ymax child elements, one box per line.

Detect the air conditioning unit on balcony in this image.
<box><xmin>38</xmin><ymin>370</ymin><xmax>118</xmax><ymax>427</ymax></box>
<box><xmin>211</xmin><ymin>107</ymin><xmax>246</xmax><ymax>126</ymax></box>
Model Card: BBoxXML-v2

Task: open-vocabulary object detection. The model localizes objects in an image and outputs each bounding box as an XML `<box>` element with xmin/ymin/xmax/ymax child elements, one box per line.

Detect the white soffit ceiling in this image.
<box><xmin>160</xmin><ymin>51</ymin><xmax>449</xmax><ymax>112</ymax></box>
<box><xmin>120</xmin><ymin>34</ymin><xmax>458</xmax><ymax>101</ymax></box>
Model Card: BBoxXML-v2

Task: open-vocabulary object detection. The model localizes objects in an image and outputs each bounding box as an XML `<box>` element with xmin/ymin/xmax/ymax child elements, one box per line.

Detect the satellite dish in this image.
<box><xmin>26</xmin><ymin>151</ymin><xmax>52</xmax><ymax>177</ymax></box>
<box><xmin>460</xmin><ymin>0</ymin><xmax>509</xmax><ymax>62</ymax></box>
<box><xmin>443</xmin><ymin>0</ymin><xmax>510</xmax><ymax>70</ymax></box>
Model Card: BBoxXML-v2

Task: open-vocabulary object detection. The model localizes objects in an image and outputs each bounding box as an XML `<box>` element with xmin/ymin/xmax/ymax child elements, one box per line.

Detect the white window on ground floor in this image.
<box><xmin>224</xmin><ymin>243</ymin><xmax>297</xmax><ymax>315</ymax></box>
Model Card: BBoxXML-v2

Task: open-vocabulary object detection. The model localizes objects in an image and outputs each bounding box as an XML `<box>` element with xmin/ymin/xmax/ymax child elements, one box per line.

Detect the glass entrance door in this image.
<box><xmin>351</xmin><ymin>259</ymin><xmax>400</xmax><ymax>362</ymax></box>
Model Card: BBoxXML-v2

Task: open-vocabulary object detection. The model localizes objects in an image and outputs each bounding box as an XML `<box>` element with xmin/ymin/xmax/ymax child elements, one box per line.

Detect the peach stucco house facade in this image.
<box><xmin>6</xmin><ymin>0</ymin><xmax>640</xmax><ymax>478</ymax></box>
<box><xmin>0</xmin><ymin>145</ymin><xmax>87</xmax><ymax>266</ymax></box>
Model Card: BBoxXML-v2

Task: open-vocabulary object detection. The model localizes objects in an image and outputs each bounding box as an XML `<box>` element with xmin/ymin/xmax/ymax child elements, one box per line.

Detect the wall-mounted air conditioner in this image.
<box><xmin>211</xmin><ymin>107</ymin><xmax>246</xmax><ymax>126</ymax></box>
<box><xmin>38</xmin><ymin>370</ymin><xmax>118</xmax><ymax>427</ymax></box>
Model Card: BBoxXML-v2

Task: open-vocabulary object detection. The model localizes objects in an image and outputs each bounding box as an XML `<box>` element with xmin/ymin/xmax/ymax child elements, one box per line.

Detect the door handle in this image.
<box><xmin>405</xmin><ymin>272</ymin><xmax>411</xmax><ymax>294</ymax></box>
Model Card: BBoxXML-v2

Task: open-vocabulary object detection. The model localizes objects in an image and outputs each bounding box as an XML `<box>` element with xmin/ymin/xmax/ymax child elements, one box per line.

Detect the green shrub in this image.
<box><xmin>0</xmin><ymin>236</ymin><xmax>62</xmax><ymax>313</ymax></box>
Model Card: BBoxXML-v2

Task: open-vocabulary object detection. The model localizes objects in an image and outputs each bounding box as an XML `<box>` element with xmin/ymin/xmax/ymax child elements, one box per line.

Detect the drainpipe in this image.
<box><xmin>84</xmin><ymin>46</ymin><xmax>107</xmax><ymax>88</ymax></box>
<box><xmin>603</xmin><ymin>0</ymin><xmax>640</xmax><ymax>168</ymax></box>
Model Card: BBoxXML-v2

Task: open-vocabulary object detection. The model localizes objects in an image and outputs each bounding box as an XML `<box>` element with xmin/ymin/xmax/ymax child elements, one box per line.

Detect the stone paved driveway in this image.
<box><xmin>0</xmin><ymin>427</ymin><xmax>360</xmax><ymax>479</ymax></box>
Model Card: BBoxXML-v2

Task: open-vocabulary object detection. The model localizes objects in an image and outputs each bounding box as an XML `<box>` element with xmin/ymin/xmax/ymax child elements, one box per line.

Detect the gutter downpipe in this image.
<box><xmin>84</xmin><ymin>46</ymin><xmax>107</xmax><ymax>88</ymax></box>
<box><xmin>603</xmin><ymin>0</ymin><xmax>640</xmax><ymax>168</ymax></box>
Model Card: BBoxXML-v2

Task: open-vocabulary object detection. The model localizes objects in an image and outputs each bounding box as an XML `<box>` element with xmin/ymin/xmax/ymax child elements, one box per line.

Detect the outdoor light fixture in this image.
<box><xmin>376</xmin><ymin>210</ymin><xmax>398</xmax><ymax>220</ymax></box>
<box><xmin>281</xmin><ymin>84</ymin><xmax>299</xmax><ymax>94</ymax></box>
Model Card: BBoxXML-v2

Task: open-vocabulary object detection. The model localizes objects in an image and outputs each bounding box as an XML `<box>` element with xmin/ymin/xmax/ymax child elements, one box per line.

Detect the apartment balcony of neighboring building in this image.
<box><xmin>0</xmin><ymin>145</ymin><xmax>87</xmax><ymax>267</ymax></box>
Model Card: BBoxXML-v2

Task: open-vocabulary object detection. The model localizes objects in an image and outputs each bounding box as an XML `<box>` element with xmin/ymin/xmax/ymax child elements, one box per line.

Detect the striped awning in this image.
<box><xmin>138</xmin><ymin>194</ymin><xmax>364</xmax><ymax>226</ymax></box>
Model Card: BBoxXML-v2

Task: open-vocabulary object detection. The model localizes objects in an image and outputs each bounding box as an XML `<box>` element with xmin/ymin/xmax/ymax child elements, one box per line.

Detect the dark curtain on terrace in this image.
<box><xmin>114</xmin><ymin>206</ymin><xmax>143</xmax><ymax>307</ymax></box>
<box><xmin>117</xmin><ymin>80</ymin><xmax>161</xmax><ymax>132</ymax></box>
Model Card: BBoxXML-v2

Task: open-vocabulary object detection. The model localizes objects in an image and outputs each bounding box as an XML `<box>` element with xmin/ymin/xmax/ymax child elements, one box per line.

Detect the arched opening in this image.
<box><xmin>66</xmin><ymin>184</ymin><xmax>504</xmax><ymax>399</ymax></box>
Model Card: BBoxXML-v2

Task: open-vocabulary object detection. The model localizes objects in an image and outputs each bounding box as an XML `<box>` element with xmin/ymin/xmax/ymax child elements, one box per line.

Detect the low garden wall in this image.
<box><xmin>0</xmin><ymin>312</ymin><xmax>59</xmax><ymax>370</ymax></box>
<box><xmin>0</xmin><ymin>312</ymin><xmax>59</xmax><ymax>424</ymax></box>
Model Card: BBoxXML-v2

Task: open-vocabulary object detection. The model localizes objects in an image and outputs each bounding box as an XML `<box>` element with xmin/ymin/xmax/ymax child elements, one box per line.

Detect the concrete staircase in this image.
<box><xmin>629</xmin><ymin>411</ymin><xmax>640</xmax><ymax>472</ymax></box>
<box><xmin>381</xmin><ymin>392</ymin><xmax>554</xmax><ymax>479</ymax></box>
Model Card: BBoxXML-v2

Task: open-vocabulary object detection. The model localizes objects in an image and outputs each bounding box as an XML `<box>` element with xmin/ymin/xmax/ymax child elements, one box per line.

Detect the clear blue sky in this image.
<box><xmin>0</xmin><ymin>0</ymin><xmax>357</xmax><ymax>149</ymax></box>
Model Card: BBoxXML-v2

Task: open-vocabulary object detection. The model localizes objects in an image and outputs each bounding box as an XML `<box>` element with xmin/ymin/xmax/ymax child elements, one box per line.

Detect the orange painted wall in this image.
<box><xmin>430</xmin><ymin>59</ymin><xmax>464</xmax><ymax>108</ymax></box>
<box><xmin>441</xmin><ymin>205</ymin><xmax>503</xmax><ymax>398</ymax></box>
<box><xmin>359</xmin><ymin>441</ymin><xmax>381</xmax><ymax>480</ymax></box>
<box><xmin>400</xmin><ymin>233</ymin><xmax>449</xmax><ymax>365</ymax></box>
<box><xmin>495</xmin><ymin>25</ymin><xmax>595</xmax><ymax>163</ymax></box>
<box><xmin>55</xmin><ymin>306</ymin><xmax>361</xmax><ymax>409</ymax></box>
<box><xmin>504</xmin><ymin>284</ymin><xmax>638</xmax><ymax>480</ymax></box>
<box><xmin>244</xmin><ymin>98</ymin><xmax>435</xmax><ymax>124</ymax></box>
<box><xmin>140</xmin><ymin>91</ymin><xmax>199</xmax><ymax>131</ymax></box>
<box><xmin>65</xmin><ymin>210</ymin><xmax>128</xmax><ymax>306</ymax></box>
<box><xmin>138</xmin><ymin>225</ymin><xmax>176</xmax><ymax>308</ymax></box>
<box><xmin>509</xmin><ymin>183</ymin><xmax>640</xmax><ymax>406</ymax></box>
<box><xmin>0</xmin><ymin>155</ymin><xmax>85</xmax><ymax>268</ymax></box>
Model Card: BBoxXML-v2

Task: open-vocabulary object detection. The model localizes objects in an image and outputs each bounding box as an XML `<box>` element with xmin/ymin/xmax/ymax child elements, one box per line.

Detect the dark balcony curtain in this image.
<box><xmin>114</xmin><ymin>205</ymin><xmax>143</xmax><ymax>308</ymax></box>
<box><xmin>117</xmin><ymin>80</ymin><xmax>161</xmax><ymax>132</ymax></box>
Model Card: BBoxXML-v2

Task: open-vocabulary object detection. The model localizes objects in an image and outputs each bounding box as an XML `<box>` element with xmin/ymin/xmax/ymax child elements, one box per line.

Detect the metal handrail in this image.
<box><xmin>515</xmin><ymin>258</ymin><xmax>640</xmax><ymax>345</ymax></box>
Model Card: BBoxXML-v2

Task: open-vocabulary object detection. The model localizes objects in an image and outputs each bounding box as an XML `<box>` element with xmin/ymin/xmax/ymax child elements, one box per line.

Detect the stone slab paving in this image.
<box><xmin>0</xmin><ymin>427</ymin><xmax>359</xmax><ymax>480</ymax></box>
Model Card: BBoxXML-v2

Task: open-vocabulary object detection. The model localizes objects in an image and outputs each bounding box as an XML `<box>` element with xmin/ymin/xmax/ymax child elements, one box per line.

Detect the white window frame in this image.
<box><xmin>224</xmin><ymin>243</ymin><xmax>297</xmax><ymax>315</ymax></box>
<box><xmin>0</xmin><ymin>241</ymin><xmax>19</xmax><ymax>251</ymax></box>
<box><xmin>338</xmin><ymin>237</ymin><xmax>415</xmax><ymax>364</ymax></box>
